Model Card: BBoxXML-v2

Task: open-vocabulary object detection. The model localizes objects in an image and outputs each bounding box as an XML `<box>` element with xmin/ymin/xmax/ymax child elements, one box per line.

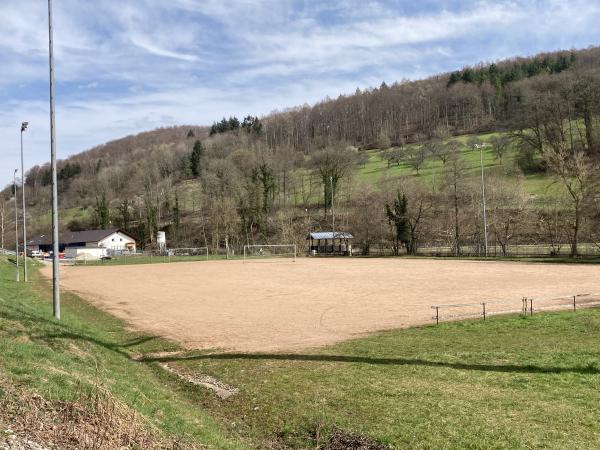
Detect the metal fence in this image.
<box><xmin>432</xmin><ymin>292</ymin><xmax>600</xmax><ymax>325</ymax></box>
<box><xmin>417</xmin><ymin>243</ymin><xmax>600</xmax><ymax>258</ymax></box>
<box><xmin>351</xmin><ymin>243</ymin><xmax>600</xmax><ymax>258</ymax></box>
<box><xmin>70</xmin><ymin>248</ymin><xmax>223</xmax><ymax>265</ymax></box>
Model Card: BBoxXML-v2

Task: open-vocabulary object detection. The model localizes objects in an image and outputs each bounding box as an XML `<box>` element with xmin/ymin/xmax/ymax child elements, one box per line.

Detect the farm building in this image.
<box><xmin>308</xmin><ymin>231</ymin><xmax>354</xmax><ymax>255</ymax></box>
<box><xmin>27</xmin><ymin>229</ymin><xmax>137</xmax><ymax>259</ymax></box>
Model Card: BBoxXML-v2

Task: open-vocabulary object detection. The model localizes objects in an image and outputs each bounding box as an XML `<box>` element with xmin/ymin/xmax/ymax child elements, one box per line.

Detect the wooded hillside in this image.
<box><xmin>2</xmin><ymin>46</ymin><xmax>600</xmax><ymax>257</ymax></box>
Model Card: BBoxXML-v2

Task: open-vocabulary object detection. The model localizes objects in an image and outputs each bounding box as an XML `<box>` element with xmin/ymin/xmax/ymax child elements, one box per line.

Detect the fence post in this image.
<box><xmin>529</xmin><ymin>298</ymin><xmax>533</xmax><ymax>316</ymax></box>
<box><xmin>522</xmin><ymin>297</ymin><xmax>526</xmax><ymax>316</ymax></box>
<box><xmin>435</xmin><ymin>306</ymin><xmax>439</xmax><ymax>325</ymax></box>
<box><xmin>573</xmin><ymin>295</ymin><xmax>577</xmax><ymax>312</ymax></box>
<box><xmin>482</xmin><ymin>302</ymin><xmax>486</xmax><ymax>321</ymax></box>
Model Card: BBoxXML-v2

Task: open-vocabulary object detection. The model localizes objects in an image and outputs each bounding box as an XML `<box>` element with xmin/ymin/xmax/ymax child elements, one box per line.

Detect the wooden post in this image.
<box><xmin>573</xmin><ymin>295</ymin><xmax>577</xmax><ymax>312</ymax></box>
<box><xmin>435</xmin><ymin>306</ymin><xmax>439</xmax><ymax>325</ymax></box>
<box><xmin>482</xmin><ymin>302</ymin><xmax>486</xmax><ymax>321</ymax></box>
<box><xmin>529</xmin><ymin>298</ymin><xmax>533</xmax><ymax>316</ymax></box>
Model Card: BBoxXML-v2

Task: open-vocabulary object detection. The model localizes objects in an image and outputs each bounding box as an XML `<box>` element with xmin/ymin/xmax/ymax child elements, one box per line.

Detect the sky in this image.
<box><xmin>1</xmin><ymin>0</ymin><xmax>600</xmax><ymax>186</ymax></box>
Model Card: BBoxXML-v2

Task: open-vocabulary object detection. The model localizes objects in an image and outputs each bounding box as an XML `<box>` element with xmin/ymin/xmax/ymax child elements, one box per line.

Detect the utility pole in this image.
<box><xmin>479</xmin><ymin>145</ymin><xmax>489</xmax><ymax>257</ymax></box>
<box><xmin>1</xmin><ymin>199</ymin><xmax>5</xmax><ymax>253</ymax></box>
<box><xmin>48</xmin><ymin>0</ymin><xmax>60</xmax><ymax>319</ymax></box>
<box><xmin>13</xmin><ymin>169</ymin><xmax>19</xmax><ymax>281</ymax></box>
<box><xmin>330</xmin><ymin>176</ymin><xmax>335</xmax><ymax>234</ymax></box>
<box><xmin>330</xmin><ymin>176</ymin><xmax>336</xmax><ymax>253</ymax></box>
<box><xmin>21</xmin><ymin>122</ymin><xmax>29</xmax><ymax>282</ymax></box>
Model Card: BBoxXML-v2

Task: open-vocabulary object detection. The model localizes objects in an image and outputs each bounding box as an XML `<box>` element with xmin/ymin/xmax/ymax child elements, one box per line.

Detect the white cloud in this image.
<box><xmin>1</xmin><ymin>0</ymin><xmax>600</xmax><ymax>185</ymax></box>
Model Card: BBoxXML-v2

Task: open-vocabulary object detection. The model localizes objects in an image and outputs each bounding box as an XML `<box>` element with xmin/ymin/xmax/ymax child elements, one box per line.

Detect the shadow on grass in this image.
<box><xmin>0</xmin><ymin>304</ymin><xmax>158</xmax><ymax>360</ymax></box>
<box><xmin>140</xmin><ymin>352</ymin><xmax>600</xmax><ymax>376</ymax></box>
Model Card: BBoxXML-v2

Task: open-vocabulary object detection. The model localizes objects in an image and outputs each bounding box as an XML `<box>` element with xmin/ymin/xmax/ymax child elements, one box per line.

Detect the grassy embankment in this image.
<box><xmin>1</xmin><ymin>257</ymin><xmax>599</xmax><ymax>448</ymax></box>
<box><xmin>0</xmin><ymin>256</ymin><xmax>243</xmax><ymax>449</ymax></box>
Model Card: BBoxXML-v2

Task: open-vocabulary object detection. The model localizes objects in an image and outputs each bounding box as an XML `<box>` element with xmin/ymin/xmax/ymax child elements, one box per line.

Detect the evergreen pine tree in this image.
<box><xmin>385</xmin><ymin>192</ymin><xmax>410</xmax><ymax>255</ymax></box>
<box><xmin>190</xmin><ymin>140</ymin><xmax>204</xmax><ymax>177</ymax></box>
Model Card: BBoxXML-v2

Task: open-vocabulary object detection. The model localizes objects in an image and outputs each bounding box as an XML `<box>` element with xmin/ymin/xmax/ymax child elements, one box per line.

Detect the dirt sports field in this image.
<box><xmin>44</xmin><ymin>259</ymin><xmax>600</xmax><ymax>352</ymax></box>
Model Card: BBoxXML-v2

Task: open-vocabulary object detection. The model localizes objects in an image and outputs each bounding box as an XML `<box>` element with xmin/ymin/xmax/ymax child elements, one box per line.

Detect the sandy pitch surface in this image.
<box><xmin>44</xmin><ymin>258</ymin><xmax>600</xmax><ymax>352</ymax></box>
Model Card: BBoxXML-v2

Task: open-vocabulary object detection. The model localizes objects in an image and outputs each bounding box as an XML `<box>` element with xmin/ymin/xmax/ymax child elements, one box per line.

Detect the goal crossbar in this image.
<box><xmin>243</xmin><ymin>244</ymin><xmax>297</xmax><ymax>262</ymax></box>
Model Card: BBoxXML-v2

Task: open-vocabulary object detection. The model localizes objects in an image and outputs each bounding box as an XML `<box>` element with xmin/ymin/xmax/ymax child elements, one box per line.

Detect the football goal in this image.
<box><xmin>243</xmin><ymin>244</ymin><xmax>297</xmax><ymax>262</ymax></box>
<box><xmin>169</xmin><ymin>247</ymin><xmax>209</xmax><ymax>260</ymax></box>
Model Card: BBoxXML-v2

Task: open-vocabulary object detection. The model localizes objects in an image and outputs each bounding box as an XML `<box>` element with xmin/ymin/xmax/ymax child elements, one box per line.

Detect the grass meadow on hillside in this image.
<box><xmin>355</xmin><ymin>132</ymin><xmax>564</xmax><ymax>201</ymax></box>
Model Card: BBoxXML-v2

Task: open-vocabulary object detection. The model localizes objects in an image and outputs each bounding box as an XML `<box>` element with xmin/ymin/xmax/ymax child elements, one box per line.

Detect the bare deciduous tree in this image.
<box><xmin>544</xmin><ymin>148</ymin><xmax>598</xmax><ymax>256</ymax></box>
<box><xmin>489</xmin><ymin>136</ymin><xmax>513</xmax><ymax>164</ymax></box>
<box><xmin>310</xmin><ymin>145</ymin><xmax>359</xmax><ymax>212</ymax></box>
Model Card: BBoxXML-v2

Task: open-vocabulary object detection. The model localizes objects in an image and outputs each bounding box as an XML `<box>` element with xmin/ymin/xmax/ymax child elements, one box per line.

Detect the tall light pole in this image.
<box><xmin>1</xmin><ymin>200</ymin><xmax>5</xmax><ymax>253</ymax></box>
<box><xmin>330</xmin><ymin>176</ymin><xmax>335</xmax><ymax>232</ymax></box>
<box><xmin>13</xmin><ymin>169</ymin><xmax>19</xmax><ymax>281</ymax></box>
<box><xmin>20</xmin><ymin>122</ymin><xmax>29</xmax><ymax>282</ymax></box>
<box><xmin>330</xmin><ymin>176</ymin><xmax>336</xmax><ymax>253</ymax></box>
<box><xmin>48</xmin><ymin>0</ymin><xmax>60</xmax><ymax>319</ymax></box>
<box><xmin>479</xmin><ymin>145</ymin><xmax>489</xmax><ymax>257</ymax></box>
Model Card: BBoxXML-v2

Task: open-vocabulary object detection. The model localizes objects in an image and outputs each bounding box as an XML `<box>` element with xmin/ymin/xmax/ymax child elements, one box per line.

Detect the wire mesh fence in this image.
<box><xmin>417</xmin><ymin>243</ymin><xmax>600</xmax><ymax>258</ymax></box>
<box><xmin>243</xmin><ymin>244</ymin><xmax>297</xmax><ymax>263</ymax></box>
<box><xmin>71</xmin><ymin>248</ymin><xmax>217</xmax><ymax>265</ymax></box>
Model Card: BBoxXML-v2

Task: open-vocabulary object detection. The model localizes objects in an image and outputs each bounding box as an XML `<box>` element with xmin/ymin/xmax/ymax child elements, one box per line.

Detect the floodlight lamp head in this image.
<box><xmin>21</xmin><ymin>122</ymin><xmax>28</xmax><ymax>132</ymax></box>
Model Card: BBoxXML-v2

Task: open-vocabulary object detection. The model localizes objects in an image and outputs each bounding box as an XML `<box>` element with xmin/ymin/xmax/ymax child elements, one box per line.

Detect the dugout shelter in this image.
<box><xmin>308</xmin><ymin>231</ymin><xmax>354</xmax><ymax>255</ymax></box>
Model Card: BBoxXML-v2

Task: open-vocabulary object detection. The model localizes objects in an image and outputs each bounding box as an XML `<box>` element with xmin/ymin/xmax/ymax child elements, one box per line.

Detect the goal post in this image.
<box><xmin>243</xmin><ymin>244</ymin><xmax>297</xmax><ymax>262</ymax></box>
<box><xmin>168</xmin><ymin>247</ymin><xmax>209</xmax><ymax>260</ymax></box>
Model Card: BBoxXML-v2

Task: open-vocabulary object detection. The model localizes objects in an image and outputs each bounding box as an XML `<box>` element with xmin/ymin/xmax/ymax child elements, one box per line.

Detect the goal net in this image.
<box><xmin>168</xmin><ymin>247</ymin><xmax>209</xmax><ymax>260</ymax></box>
<box><xmin>243</xmin><ymin>244</ymin><xmax>297</xmax><ymax>262</ymax></box>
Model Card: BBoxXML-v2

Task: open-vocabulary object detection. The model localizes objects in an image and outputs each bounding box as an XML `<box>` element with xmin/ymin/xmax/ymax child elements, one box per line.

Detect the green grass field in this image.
<box><xmin>356</xmin><ymin>132</ymin><xmax>564</xmax><ymax>201</ymax></box>
<box><xmin>1</xmin><ymin>257</ymin><xmax>599</xmax><ymax>448</ymax></box>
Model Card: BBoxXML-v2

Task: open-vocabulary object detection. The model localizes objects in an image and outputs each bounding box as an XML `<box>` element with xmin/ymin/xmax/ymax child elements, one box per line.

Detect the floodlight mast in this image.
<box><xmin>13</xmin><ymin>169</ymin><xmax>19</xmax><ymax>282</ymax></box>
<box><xmin>479</xmin><ymin>145</ymin><xmax>489</xmax><ymax>257</ymax></box>
<box><xmin>20</xmin><ymin>122</ymin><xmax>28</xmax><ymax>282</ymax></box>
<box><xmin>330</xmin><ymin>176</ymin><xmax>335</xmax><ymax>238</ymax></box>
<box><xmin>48</xmin><ymin>0</ymin><xmax>60</xmax><ymax>319</ymax></box>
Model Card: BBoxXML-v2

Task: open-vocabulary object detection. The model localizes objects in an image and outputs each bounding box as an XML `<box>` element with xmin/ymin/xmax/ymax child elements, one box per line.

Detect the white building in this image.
<box><xmin>27</xmin><ymin>229</ymin><xmax>137</xmax><ymax>259</ymax></box>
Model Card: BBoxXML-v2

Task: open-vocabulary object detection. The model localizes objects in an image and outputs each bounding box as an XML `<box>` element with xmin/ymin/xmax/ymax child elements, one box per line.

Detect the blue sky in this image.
<box><xmin>1</xmin><ymin>0</ymin><xmax>600</xmax><ymax>186</ymax></box>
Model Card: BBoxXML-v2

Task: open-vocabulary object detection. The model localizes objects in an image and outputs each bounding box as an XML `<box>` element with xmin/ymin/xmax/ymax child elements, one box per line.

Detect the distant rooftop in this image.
<box><xmin>27</xmin><ymin>229</ymin><xmax>135</xmax><ymax>246</ymax></box>
<box><xmin>308</xmin><ymin>232</ymin><xmax>354</xmax><ymax>240</ymax></box>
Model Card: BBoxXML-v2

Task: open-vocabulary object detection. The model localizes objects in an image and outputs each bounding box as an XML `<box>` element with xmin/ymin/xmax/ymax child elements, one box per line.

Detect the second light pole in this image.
<box><xmin>13</xmin><ymin>169</ymin><xmax>19</xmax><ymax>282</ymax></box>
<box><xmin>20</xmin><ymin>121</ymin><xmax>29</xmax><ymax>282</ymax></box>
<box><xmin>479</xmin><ymin>144</ymin><xmax>489</xmax><ymax>257</ymax></box>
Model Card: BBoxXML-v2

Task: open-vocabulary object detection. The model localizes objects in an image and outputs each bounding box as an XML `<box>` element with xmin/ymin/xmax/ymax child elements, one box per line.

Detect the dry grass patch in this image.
<box><xmin>0</xmin><ymin>377</ymin><xmax>196</xmax><ymax>450</ymax></box>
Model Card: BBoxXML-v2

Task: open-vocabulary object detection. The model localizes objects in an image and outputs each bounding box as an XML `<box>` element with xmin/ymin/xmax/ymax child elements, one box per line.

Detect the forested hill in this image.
<box><xmin>2</xmin><ymin>45</ymin><xmax>600</xmax><ymax>256</ymax></box>
<box><xmin>262</xmin><ymin>46</ymin><xmax>600</xmax><ymax>150</ymax></box>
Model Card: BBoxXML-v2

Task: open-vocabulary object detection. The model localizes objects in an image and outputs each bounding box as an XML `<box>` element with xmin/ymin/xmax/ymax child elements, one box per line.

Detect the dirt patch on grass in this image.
<box><xmin>318</xmin><ymin>429</ymin><xmax>385</xmax><ymax>450</ymax></box>
<box><xmin>160</xmin><ymin>363</ymin><xmax>239</xmax><ymax>400</ymax></box>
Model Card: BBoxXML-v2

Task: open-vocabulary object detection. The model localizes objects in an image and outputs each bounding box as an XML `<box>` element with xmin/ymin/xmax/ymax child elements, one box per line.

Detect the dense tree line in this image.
<box><xmin>210</xmin><ymin>116</ymin><xmax>263</xmax><ymax>136</ymax></box>
<box><xmin>447</xmin><ymin>52</ymin><xmax>576</xmax><ymax>88</ymax></box>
